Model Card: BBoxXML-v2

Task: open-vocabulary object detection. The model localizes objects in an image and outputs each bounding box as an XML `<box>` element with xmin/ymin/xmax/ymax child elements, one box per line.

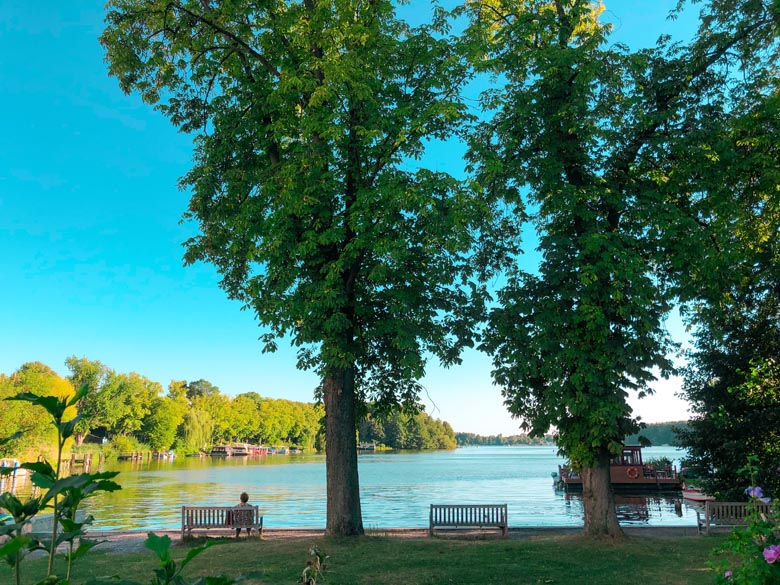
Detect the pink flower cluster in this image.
<box><xmin>764</xmin><ymin>545</ymin><xmax>780</xmax><ymax>564</ymax></box>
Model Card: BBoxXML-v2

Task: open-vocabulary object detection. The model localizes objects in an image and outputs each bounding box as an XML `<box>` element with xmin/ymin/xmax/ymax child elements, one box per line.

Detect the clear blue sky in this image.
<box><xmin>1</xmin><ymin>1</ymin><xmax>697</xmax><ymax>435</ymax></box>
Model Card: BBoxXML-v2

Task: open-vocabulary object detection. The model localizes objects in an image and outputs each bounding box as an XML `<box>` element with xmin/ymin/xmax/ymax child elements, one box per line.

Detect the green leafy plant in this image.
<box><xmin>85</xmin><ymin>532</ymin><xmax>236</xmax><ymax>585</ymax></box>
<box><xmin>644</xmin><ymin>457</ymin><xmax>673</xmax><ymax>471</ymax></box>
<box><xmin>0</xmin><ymin>385</ymin><xmax>121</xmax><ymax>584</ymax></box>
<box><xmin>711</xmin><ymin>455</ymin><xmax>780</xmax><ymax>584</ymax></box>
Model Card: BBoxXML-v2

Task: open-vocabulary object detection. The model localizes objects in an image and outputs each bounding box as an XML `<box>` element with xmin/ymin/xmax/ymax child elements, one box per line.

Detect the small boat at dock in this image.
<box><xmin>682</xmin><ymin>486</ymin><xmax>715</xmax><ymax>502</ymax></box>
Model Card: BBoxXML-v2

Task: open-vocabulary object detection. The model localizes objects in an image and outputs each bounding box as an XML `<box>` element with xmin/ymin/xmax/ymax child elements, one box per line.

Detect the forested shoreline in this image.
<box><xmin>0</xmin><ymin>359</ymin><xmax>458</xmax><ymax>460</ymax></box>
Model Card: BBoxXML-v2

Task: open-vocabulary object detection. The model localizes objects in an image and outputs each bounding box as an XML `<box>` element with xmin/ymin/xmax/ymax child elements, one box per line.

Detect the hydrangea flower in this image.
<box><xmin>763</xmin><ymin>545</ymin><xmax>780</xmax><ymax>564</ymax></box>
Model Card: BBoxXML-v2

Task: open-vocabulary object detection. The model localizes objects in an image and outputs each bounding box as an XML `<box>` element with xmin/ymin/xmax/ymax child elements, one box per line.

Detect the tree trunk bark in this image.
<box><xmin>323</xmin><ymin>366</ymin><xmax>364</xmax><ymax>536</ymax></box>
<box><xmin>581</xmin><ymin>448</ymin><xmax>623</xmax><ymax>538</ymax></box>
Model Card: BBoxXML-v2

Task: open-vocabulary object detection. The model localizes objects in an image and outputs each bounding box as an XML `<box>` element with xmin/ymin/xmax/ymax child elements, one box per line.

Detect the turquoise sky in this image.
<box><xmin>1</xmin><ymin>1</ymin><xmax>697</xmax><ymax>435</ymax></box>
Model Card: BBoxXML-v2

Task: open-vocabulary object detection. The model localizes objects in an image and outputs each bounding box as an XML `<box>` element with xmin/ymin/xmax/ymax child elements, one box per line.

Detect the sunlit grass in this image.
<box><xmin>2</xmin><ymin>533</ymin><xmax>724</xmax><ymax>584</ymax></box>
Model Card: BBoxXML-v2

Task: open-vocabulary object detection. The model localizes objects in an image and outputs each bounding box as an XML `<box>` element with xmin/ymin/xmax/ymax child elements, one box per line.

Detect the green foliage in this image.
<box><xmin>625</xmin><ymin>422</ymin><xmax>688</xmax><ymax>447</ymax></box>
<box><xmin>1</xmin><ymin>385</ymin><xmax>121</xmax><ymax>585</ymax></box>
<box><xmin>460</xmin><ymin>0</ymin><xmax>780</xmax><ymax>536</ymax></box>
<box><xmin>0</xmin><ymin>364</ymin><xmax>75</xmax><ymax>459</ymax></box>
<box><xmin>455</xmin><ymin>432</ymin><xmax>555</xmax><ymax>446</ymax></box>
<box><xmin>359</xmin><ymin>409</ymin><xmax>456</xmax><ymax>450</ymax></box>
<box><xmin>109</xmin><ymin>434</ymin><xmax>145</xmax><ymax>455</ymax></box>
<box><xmin>100</xmin><ymin>0</ymin><xmax>511</xmax><ymax>400</ymax></box>
<box><xmin>66</xmin><ymin>357</ymin><xmax>161</xmax><ymax>446</ymax></box>
<box><xmin>465</xmin><ymin>0</ymin><xmax>680</xmax><ymax>471</ymax></box>
<box><xmin>142</xmin><ymin>396</ymin><xmax>187</xmax><ymax>451</ymax></box>
<box><xmin>1</xmin><ymin>385</ymin><xmax>238</xmax><ymax>585</ymax></box>
<box><xmin>100</xmin><ymin>0</ymin><xmax>516</xmax><ymax>534</ymax></box>
<box><xmin>711</xmin><ymin>456</ymin><xmax>780</xmax><ymax>585</ymax></box>
<box><xmin>677</xmin><ymin>318</ymin><xmax>780</xmax><ymax>500</ymax></box>
<box><xmin>138</xmin><ymin>533</ymin><xmax>234</xmax><ymax>585</ymax></box>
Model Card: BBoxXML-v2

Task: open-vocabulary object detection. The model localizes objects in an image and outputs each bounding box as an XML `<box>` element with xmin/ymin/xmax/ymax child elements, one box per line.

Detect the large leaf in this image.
<box><xmin>144</xmin><ymin>531</ymin><xmax>172</xmax><ymax>562</ymax></box>
<box><xmin>0</xmin><ymin>535</ymin><xmax>30</xmax><ymax>558</ymax></box>
<box><xmin>7</xmin><ymin>392</ymin><xmax>65</xmax><ymax>419</ymax></box>
<box><xmin>62</xmin><ymin>538</ymin><xmax>105</xmax><ymax>563</ymax></box>
<box><xmin>21</xmin><ymin>461</ymin><xmax>56</xmax><ymax>476</ymax></box>
<box><xmin>0</xmin><ymin>432</ymin><xmax>22</xmax><ymax>447</ymax></box>
<box><xmin>68</xmin><ymin>383</ymin><xmax>90</xmax><ymax>408</ymax></box>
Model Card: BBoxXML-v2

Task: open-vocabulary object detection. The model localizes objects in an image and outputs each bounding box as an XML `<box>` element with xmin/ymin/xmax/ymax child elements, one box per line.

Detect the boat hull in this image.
<box><xmin>682</xmin><ymin>488</ymin><xmax>714</xmax><ymax>502</ymax></box>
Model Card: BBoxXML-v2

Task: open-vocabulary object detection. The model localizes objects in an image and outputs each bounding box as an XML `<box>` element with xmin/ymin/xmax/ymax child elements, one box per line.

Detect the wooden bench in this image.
<box><xmin>181</xmin><ymin>505</ymin><xmax>263</xmax><ymax>539</ymax></box>
<box><xmin>429</xmin><ymin>504</ymin><xmax>508</xmax><ymax>536</ymax></box>
<box><xmin>696</xmin><ymin>501</ymin><xmax>773</xmax><ymax>535</ymax></box>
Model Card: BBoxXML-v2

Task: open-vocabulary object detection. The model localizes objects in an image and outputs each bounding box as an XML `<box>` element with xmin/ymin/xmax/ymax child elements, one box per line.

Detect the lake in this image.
<box><xmin>66</xmin><ymin>445</ymin><xmax>700</xmax><ymax>531</ymax></box>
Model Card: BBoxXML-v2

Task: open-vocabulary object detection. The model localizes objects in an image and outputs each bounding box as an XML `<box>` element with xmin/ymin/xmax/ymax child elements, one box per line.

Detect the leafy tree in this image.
<box><xmin>142</xmin><ymin>395</ymin><xmax>187</xmax><ymax>451</ymax></box>
<box><xmin>0</xmin><ymin>363</ymin><xmax>74</xmax><ymax>459</ymax></box>
<box><xmin>461</xmin><ymin>0</ymin><xmax>780</xmax><ymax>536</ymax></box>
<box><xmin>102</xmin><ymin>0</ymin><xmax>509</xmax><ymax>535</ymax></box>
<box><xmin>192</xmin><ymin>392</ymin><xmax>233</xmax><ymax>444</ymax></box>
<box><xmin>167</xmin><ymin>380</ymin><xmax>189</xmax><ymax>402</ymax></box>
<box><xmin>66</xmin><ymin>356</ymin><xmax>114</xmax><ymax>444</ymax></box>
<box><xmin>624</xmin><ymin>422</ymin><xmax>687</xmax><ymax>447</ymax></box>
<box><xmin>229</xmin><ymin>394</ymin><xmax>262</xmax><ymax>443</ymax></box>
<box><xmin>176</xmin><ymin>407</ymin><xmax>214</xmax><ymax>454</ymax></box>
<box><xmin>185</xmin><ymin>379</ymin><xmax>220</xmax><ymax>401</ymax></box>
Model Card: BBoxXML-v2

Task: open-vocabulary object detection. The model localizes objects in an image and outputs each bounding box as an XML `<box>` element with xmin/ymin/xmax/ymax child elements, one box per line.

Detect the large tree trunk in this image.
<box><xmin>581</xmin><ymin>448</ymin><xmax>623</xmax><ymax>538</ymax></box>
<box><xmin>323</xmin><ymin>366</ymin><xmax>364</xmax><ymax>536</ymax></box>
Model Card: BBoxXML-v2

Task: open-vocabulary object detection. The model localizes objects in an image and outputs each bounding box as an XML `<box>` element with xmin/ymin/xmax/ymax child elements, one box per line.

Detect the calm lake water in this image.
<box><xmin>62</xmin><ymin>445</ymin><xmax>701</xmax><ymax>531</ymax></box>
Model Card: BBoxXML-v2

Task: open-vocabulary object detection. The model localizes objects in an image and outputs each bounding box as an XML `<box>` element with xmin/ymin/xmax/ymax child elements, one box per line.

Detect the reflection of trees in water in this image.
<box><xmin>83</xmin><ymin>454</ymin><xmax>328</xmax><ymax>530</ymax></box>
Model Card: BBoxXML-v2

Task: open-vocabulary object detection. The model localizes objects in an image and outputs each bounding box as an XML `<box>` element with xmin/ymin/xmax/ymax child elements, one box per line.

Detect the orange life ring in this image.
<box><xmin>626</xmin><ymin>467</ymin><xmax>639</xmax><ymax>479</ymax></box>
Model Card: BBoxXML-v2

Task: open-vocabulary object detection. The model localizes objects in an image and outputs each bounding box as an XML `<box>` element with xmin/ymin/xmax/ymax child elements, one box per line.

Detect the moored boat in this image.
<box><xmin>231</xmin><ymin>444</ymin><xmax>250</xmax><ymax>456</ymax></box>
<box><xmin>211</xmin><ymin>445</ymin><xmax>233</xmax><ymax>456</ymax></box>
<box><xmin>554</xmin><ymin>445</ymin><xmax>681</xmax><ymax>492</ymax></box>
<box><xmin>682</xmin><ymin>486</ymin><xmax>715</xmax><ymax>502</ymax></box>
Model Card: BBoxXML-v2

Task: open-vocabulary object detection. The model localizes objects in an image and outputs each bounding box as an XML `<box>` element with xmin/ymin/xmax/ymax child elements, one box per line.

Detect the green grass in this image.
<box><xmin>1</xmin><ymin>533</ymin><xmax>725</xmax><ymax>585</ymax></box>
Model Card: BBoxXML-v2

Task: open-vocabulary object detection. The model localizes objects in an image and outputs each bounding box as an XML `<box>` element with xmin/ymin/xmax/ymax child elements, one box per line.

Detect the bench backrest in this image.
<box><xmin>182</xmin><ymin>505</ymin><xmax>260</xmax><ymax>527</ymax></box>
<box><xmin>706</xmin><ymin>501</ymin><xmax>772</xmax><ymax>522</ymax></box>
<box><xmin>430</xmin><ymin>504</ymin><xmax>507</xmax><ymax>525</ymax></box>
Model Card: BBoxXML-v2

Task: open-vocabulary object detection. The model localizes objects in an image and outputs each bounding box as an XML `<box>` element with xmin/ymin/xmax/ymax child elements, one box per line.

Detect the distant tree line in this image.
<box><xmin>455</xmin><ymin>432</ymin><xmax>555</xmax><ymax>447</ymax></box>
<box><xmin>0</xmin><ymin>359</ymin><xmax>456</xmax><ymax>458</ymax></box>
<box><xmin>358</xmin><ymin>410</ymin><xmax>456</xmax><ymax>450</ymax></box>
<box><xmin>625</xmin><ymin>422</ymin><xmax>689</xmax><ymax>447</ymax></box>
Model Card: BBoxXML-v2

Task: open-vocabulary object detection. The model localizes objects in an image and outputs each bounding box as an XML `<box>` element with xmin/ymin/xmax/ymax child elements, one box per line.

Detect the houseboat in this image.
<box><xmin>554</xmin><ymin>445</ymin><xmax>681</xmax><ymax>492</ymax></box>
<box><xmin>231</xmin><ymin>444</ymin><xmax>250</xmax><ymax>456</ymax></box>
<box><xmin>211</xmin><ymin>445</ymin><xmax>233</xmax><ymax>456</ymax></box>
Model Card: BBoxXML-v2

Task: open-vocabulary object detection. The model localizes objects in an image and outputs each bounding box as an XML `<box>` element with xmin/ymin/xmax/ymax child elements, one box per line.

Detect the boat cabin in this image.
<box><xmin>612</xmin><ymin>445</ymin><xmax>643</xmax><ymax>467</ymax></box>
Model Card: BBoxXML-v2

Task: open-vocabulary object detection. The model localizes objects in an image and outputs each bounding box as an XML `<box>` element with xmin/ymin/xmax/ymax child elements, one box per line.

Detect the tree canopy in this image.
<box><xmin>101</xmin><ymin>0</ymin><xmax>514</xmax><ymax>535</ymax></box>
<box><xmin>460</xmin><ymin>0</ymin><xmax>780</xmax><ymax>536</ymax></box>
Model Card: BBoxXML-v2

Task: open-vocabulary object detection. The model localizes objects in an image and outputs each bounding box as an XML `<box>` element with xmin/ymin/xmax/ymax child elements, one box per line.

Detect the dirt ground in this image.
<box><xmin>84</xmin><ymin>525</ymin><xmax>701</xmax><ymax>555</ymax></box>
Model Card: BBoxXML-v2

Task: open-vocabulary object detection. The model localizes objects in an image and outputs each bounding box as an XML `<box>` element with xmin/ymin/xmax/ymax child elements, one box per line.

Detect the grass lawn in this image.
<box><xmin>1</xmin><ymin>533</ymin><xmax>725</xmax><ymax>584</ymax></box>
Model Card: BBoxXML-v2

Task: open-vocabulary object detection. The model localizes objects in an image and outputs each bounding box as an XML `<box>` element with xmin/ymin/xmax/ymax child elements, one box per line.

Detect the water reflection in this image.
<box><xmin>27</xmin><ymin>446</ymin><xmax>700</xmax><ymax>531</ymax></box>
